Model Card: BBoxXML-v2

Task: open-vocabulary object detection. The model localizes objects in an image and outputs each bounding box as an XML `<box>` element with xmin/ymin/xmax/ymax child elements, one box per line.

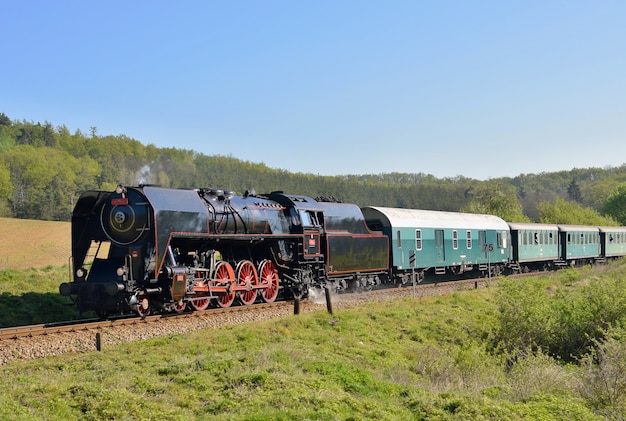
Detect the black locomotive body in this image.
<box><xmin>60</xmin><ymin>185</ymin><xmax>390</xmax><ymax>316</ymax></box>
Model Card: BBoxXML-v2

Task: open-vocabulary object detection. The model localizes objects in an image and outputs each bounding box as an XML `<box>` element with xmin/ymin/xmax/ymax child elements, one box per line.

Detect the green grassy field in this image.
<box><xmin>1</xmin><ymin>262</ymin><xmax>626</xmax><ymax>420</ymax></box>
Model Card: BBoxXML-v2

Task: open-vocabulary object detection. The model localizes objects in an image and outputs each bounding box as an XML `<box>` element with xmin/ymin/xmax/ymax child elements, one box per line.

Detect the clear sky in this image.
<box><xmin>2</xmin><ymin>1</ymin><xmax>625</xmax><ymax>180</ymax></box>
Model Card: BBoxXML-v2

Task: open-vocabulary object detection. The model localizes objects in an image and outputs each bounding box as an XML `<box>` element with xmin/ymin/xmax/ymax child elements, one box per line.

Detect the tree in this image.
<box><xmin>601</xmin><ymin>184</ymin><xmax>626</xmax><ymax>225</ymax></box>
<box><xmin>462</xmin><ymin>181</ymin><xmax>530</xmax><ymax>222</ymax></box>
<box><xmin>42</xmin><ymin>121</ymin><xmax>58</xmax><ymax>147</ymax></box>
<box><xmin>0</xmin><ymin>113</ymin><xmax>11</xmax><ymax>126</ymax></box>
<box><xmin>567</xmin><ymin>178</ymin><xmax>582</xmax><ymax>203</ymax></box>
<box><xmin>0</xmin><ymin>145</ymin><xmax>100</xmax><ymax>220</ymax></box>
<box><xmin>538</xmin><ymin>198</ymin><xmax>617</xmax><ymax>225</ymax></box>
<box><xmin>0</xmin><ymin>161</ymin><xmax>12</xmax><ymax>216</ymax></box>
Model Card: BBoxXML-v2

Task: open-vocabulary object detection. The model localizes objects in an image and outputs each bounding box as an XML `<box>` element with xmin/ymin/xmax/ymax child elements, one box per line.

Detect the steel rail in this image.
<box><xmin>0</xmin><ymin>271</ymin><xmax>544</xmax><ymax>341</ymax></box>
<box><xmin>0</xmin><ymin>301</ymin><xmax>292</xmax><ymax>341</ymax></box>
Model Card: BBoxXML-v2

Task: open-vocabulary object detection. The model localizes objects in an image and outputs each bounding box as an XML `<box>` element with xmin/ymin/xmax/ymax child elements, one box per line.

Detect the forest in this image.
<box><xmin>2</xmin><ymin>112</ymin><xmax>626</xmax><ymax>225</ymax></box>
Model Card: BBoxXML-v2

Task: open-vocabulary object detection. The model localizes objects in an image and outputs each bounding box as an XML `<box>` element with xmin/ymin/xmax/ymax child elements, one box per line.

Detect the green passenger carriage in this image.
<box><xmin>362</xmin><ymin>206</ymin><xmax>510</xmax><ymax>280</ymax></box>
<box><xmin>508</xmin><ymin>222</ymin><xmax>560</xmax><ymax>271</ymax></box>
<box><xmin>599</xmin><ymin>226</ymin><xmax>626</xmax><ymax>259</ymax></box>
<box><xmin>557</xmin><ymin>225</ymin><xmax>601</xmax><ymax>264</ymax></box>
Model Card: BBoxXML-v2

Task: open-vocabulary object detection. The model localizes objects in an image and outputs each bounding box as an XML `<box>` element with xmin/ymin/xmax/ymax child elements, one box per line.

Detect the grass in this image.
<box><xmin>0</xmin><ymin>266</ymin><xmax>76</xmax><ymax>327</ymax></box>
<box><xmin>0</xmin><ymin>217</ymin><xmax>70</xmax><ymax>270</ymax></box>
<box><xmin>0</xmin><ymin>218</ymin><xmax>74</xmax><ymax>326</ymax></box>
<box><xmin>0</xmin><ymin>285</ymin><xmax>612</xmax><ymax>420</ymax></box>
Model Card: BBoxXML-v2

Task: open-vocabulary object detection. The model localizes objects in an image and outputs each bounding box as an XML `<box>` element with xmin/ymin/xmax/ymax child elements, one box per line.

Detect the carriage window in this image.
<box><xmin>568</xmin><ymin>233</ymin><xmax>572</xmax><ymax>244</ymax></box>
<box><xmin>466</xmin><ymin>230</ymin><xmax>472</xmax><ymax>249</ymax></box>
<box><xmin>452</xmin><ymin>230</ymin><xmax>458</xmax><ymax>250</ymax></box>
<box><xmin>549</xmin><ymin>232</ymin><xmax>553</xmax><ymax>245</ymax></box>
<box><xmin>397</xmin><ymin>230</ymin><xmax>401</xmax><ymax>248</ymax></box>
<box><xmin>415</xmin><ymin>230</ymin><xmax>422</xmax><ymax>251</ymax></box>
<box><xmin>497</xmin><ymin>231</ymin><xmax>506</xmax><ymax>248</ymax></box>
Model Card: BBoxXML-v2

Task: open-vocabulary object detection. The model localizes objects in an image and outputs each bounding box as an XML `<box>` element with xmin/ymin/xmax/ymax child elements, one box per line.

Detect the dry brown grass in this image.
<box><xmin>0</xmin><ymin>217</ymin><xmax>70</xmax><ymax>269</ymax></box>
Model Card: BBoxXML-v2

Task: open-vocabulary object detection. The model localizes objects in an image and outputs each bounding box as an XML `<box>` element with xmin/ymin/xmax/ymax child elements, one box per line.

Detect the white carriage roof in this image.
<box><xmin>598</xmin><ymin>226</ymin><xmax>626</xmax><ymax>233</ymax></box>
<box><xmin>363</xmin><ymin>206</ymin><xmax>509</xmax><ymax>230</ymax></box>
<box><xmin>557</xmin><ymin>224</ymin><xmax>601</xmax><ymax>232</ymax></box>
<box><xmin>508</xmin><ymin>222</ymin><xmax>559</xmax><ymax>231</ymax></box>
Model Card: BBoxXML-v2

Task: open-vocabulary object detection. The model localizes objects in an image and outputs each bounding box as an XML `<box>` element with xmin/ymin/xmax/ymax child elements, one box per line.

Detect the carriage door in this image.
<box><xmin>479</xmin><ymin>231</ymin><xmax>487</xmax><ymax>258</ymax></box>
<box><xmin>435</xmin><ymin>229</ymin><xmax>445</xmax><ymax>263</ymax></box>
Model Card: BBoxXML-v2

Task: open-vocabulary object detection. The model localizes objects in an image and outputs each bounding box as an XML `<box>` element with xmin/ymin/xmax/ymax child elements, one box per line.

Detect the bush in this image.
<box><xmin>493</xmin><ymin>264</ymin><xmax>626</xmax><ymax>362</ymax></box>
<box><xmin>506</xmin><ymin>348</ymin><xmax>574</xmax><ymax>402</ymax></box>
<box><xmin>578</xmin><ymin>325</ymin><xmax>626</xmax><ymax>418</ymax></box>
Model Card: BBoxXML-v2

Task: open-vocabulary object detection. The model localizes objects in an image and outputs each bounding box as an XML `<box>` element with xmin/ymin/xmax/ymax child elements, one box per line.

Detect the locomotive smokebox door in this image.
<box><xmin>171</xmin><ymin>267</ymin><xmax>187</xmax><ymax>302</ymax></box>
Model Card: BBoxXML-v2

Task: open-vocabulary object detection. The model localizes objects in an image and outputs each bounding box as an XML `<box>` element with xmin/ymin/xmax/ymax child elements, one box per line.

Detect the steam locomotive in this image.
<box><xmin>60</xmin><ymin>184</ymin><xmax>626</xmax><ymax>317</ymax></box>
<box><xmin>60</xmin><ymin>185</ymin><xmax>389</xmax><ymax>317</ymax></box>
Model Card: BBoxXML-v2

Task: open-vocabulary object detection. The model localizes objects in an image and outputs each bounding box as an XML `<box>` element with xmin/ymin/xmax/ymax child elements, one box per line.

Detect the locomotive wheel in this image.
<box><xmin>258</xmin><ymin>260</ymin><xmax>279</xmax><ymax>303</ymax></box>
<box><xmin>190</xmin><ymin>279</ymin><xmax>210</xmax><ymax>311</ymax></box>
<box><xmin>214</xmin><ymin>261</ymin><xmax>236</xmax><ymax>308</ymax></box>
<box><xmin>136</xmin><ymin>293</ymin><xmax>151</xmax><ymax>318</ymax></box>
<box><xmin>236</xmin><ymin>260</ymin><xmax>258</xmax><ymax>306</ymax></box>
<box><xmin>190</xmin><ymin>294</ymin><xmax>210</xmax><ymax>311</ymax></box>
<box><xmin>174</xmin><ymin>300</ymin><xmax>186</xmax><ymax>314</ymax></box>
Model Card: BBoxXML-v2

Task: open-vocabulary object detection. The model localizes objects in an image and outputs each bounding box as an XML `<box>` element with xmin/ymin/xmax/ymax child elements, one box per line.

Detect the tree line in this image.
<box><xmin>1</xmin><ymin>112</ymin><xmax>625</xmax><ymax>225</ymax></box>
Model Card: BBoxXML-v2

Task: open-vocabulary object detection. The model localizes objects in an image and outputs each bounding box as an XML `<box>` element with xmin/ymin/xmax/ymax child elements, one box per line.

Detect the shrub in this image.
<box><xmin>577</xmin><ymin>325</ymin><xmax>626</xmax><ymax>418</ymax></box>
<box><xmin>506</xmin><ymin>348</ymin><xmax>574</xmax><ymax>402</ymax></box>
<box><xmin>494</xmin><ymin>267</ymin><xmax>626</xmax><ymax>362</ymax></box>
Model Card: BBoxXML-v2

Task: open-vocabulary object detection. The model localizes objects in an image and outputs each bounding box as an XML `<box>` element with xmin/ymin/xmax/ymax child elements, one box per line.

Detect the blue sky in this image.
<box><xmin>2</xmin><ymin>1</ymin><xmax>625</xmax><ymax>180</ymax></box>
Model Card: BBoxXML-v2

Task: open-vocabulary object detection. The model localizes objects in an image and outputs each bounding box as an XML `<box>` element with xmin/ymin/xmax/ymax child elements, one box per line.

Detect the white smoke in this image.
<box><xmin>135</xmin><ymin>164</ymin><xmax>153</xmax><ymax>185</ymax></box>
<box><xmin>308</xmin><ymin>287</ymin><xmax>341</xmax><ymax>305</ymax></box>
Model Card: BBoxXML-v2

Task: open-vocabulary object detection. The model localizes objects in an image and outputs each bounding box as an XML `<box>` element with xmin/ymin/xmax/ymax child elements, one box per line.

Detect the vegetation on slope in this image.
<box><xmin>1</xmin><ymin>261</ymin><xmax>626</xmax><ymax>419</ymax></box>
<box><xmin>2</xmin><ymin>113</ymin><xmax>626</xmax><ymax>224</ymax></box>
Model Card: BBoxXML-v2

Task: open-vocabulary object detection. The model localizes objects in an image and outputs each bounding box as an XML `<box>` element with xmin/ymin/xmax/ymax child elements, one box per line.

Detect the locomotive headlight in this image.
<box><xmin>75</xmin><ymin>268</ymin><xmax>87</xmax><ymax>279</ymax></box>
<box><xmin>116</xmin><ymin>267</ymin><xmax>126</xmax><ymax>277</ymax></box>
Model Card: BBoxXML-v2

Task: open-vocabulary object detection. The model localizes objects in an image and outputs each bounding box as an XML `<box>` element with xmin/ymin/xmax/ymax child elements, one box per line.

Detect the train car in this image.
<box><xmin>362</xmin><ymin>207</ymin><xmax>511</xmax><ymax>282</ymax></box>
<box><xmin>60</xmin><ymin>185</ymin><xmax>389</xmax><ymax>317</ymax></box>
<box><xmin>598</xmin><ymin>226</ymin><xmax>626</xmax><ymax>259</ymax></box>
<box><xmin>508</xmin><ymin>222</ymin><xmax>560</xmax><ymax>271</ymax></box>
<box><xmin>557</xmin><ymin>225</ymin><xmax>601</xmax><ymax>264</ymax></box>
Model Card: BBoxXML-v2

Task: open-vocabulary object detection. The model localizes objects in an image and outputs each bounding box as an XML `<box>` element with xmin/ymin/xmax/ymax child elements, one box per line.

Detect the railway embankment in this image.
<box><xmin>1</xmin><ymin>262</ymin><xmax>625</xmax><ymax>419</ymax></box>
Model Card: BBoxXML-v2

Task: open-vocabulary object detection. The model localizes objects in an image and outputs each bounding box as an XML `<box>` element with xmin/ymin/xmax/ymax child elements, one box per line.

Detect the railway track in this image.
<box><xmin>0</xmin><ymin>301</ymin><xmax>292</xmax><ymax>341</ymax></box>
<box><xmin>0</xmin><ymin>274</ymin><xmax>505</xmax><ymax>342</ymax></box>
<box><xmin>0</xmin><ymin>273</ymin><xmax>535</xmax><ymax>365</ymax></box>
